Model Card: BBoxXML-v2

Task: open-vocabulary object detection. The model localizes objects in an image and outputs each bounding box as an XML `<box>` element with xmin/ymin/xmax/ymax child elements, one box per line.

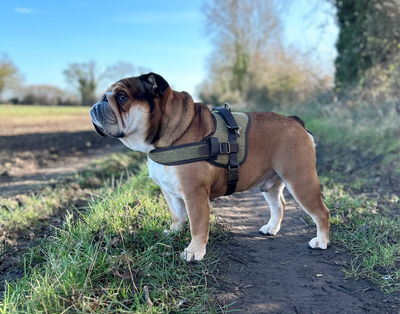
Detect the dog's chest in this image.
<box><xmin>147</xmin><ymin>158</ymin><xmax>182</xmax><ymax>197</ymax></box>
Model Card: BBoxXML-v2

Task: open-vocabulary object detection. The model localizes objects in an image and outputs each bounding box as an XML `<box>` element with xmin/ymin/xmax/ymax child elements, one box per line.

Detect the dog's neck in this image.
<box><xmin>149</xmin><ymin>88</ymin><xmax>215</xmax><ymax>148</ymax></box>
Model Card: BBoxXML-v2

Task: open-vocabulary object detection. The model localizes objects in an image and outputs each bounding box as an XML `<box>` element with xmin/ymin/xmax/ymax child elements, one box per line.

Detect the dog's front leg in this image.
<box><xmin>161</xmin><ymin>188</ymin><xmax>187</xmax><ymax>234</ymax></box>
<box><xmin>180</xmin><ymin>189</ymin><xmax>210</xmax><ymax>262</ymax></box>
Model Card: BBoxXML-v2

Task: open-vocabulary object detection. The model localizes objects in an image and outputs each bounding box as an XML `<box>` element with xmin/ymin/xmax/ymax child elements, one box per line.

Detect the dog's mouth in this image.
<box><xmin>92</xmin><ymin>122</ymin><xmax>106</xmax><ymax>137</ymax></box>
<box><xmin>90</xmin><ymin>105</ymin><xmax>126</xmax><ymax>138</ymax></box>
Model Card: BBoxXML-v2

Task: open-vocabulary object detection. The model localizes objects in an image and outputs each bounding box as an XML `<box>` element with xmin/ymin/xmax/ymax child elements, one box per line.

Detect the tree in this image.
<box><xmin>199</xmin><ymin>0</ymin><xmax>326</xmax><ymax>108</ymax></box>
<box><xmin>333</xmin><ymin>0</ymin><xmax>400</xmax><ymax>87</ymax></box>
<box><xmin>63</xmin><ymin>60</ymin><xmax>99</xmax><ymax>106</ymax></box>
<box><xmin>0</xmin><ymin>54</ymin><xmax>23</xmax><ymax>99</ymax></box>
<box><xmin>203</xmin><ymin>0</ymin><xmax>282</xmax><ymax>95</ymax></box>
<box><xmin>63</xmin><ymin>61</ymin><xmax>136</xmax><ymax>106</ymax></box>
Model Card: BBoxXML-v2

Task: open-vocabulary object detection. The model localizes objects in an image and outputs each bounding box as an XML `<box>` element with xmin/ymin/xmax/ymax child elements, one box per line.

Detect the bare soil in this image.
<box><xmin>212</xmin><ymin>190</ymin><xmax>400</xmax><ymax>313</ymax></box>
<box><xmin>0</xmin><ymin>130</ymin><xmax>126</xmax><ymax>197</ymax></box>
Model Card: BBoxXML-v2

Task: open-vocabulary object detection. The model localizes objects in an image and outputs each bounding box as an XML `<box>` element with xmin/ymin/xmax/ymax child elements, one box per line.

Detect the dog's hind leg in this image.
<box><xmin>259</xmin><ymin>179</ymin><xmax>286</xmax><ymax>236</ymax></box>
<box><xmin>280</xmin><ymin>168</ymin><xmax>330</xmax><ymax>249</ymax></box>
<box><xmin>161</xmin><ymin>188</ymin><xmax>187</xmax><ymax>233</ymax></box>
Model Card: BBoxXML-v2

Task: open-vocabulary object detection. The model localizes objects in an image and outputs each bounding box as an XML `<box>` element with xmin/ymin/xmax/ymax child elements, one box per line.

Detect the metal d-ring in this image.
<box><xmin>224</xmin><ymin>102</ymin><xmax>231</xmax><ymax>112</ymax></box>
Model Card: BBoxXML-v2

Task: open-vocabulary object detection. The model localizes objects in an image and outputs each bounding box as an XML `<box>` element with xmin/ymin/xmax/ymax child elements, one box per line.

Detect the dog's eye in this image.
<box><xmin>118</xmin><ymin>94</ymin><xmax>127</xmax><ymax>102</ymax></box>
<box><xmin>102</xmin><ymin>95</ymin><xmax>107</xmax><ymax>101</ymax></box>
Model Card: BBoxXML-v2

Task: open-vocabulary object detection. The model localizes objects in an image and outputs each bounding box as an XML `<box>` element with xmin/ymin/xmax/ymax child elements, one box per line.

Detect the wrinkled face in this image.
<box><xmin>90</xmin><ymin>72</ymin><xmax>169</xmax><ymax>152</ymax></box>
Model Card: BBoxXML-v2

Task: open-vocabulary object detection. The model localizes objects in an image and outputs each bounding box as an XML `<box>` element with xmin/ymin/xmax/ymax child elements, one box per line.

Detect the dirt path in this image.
<box><xmin>212</xmin><ymin>188</ymin><xmax>400</xmax><ymax>313</ymax></box>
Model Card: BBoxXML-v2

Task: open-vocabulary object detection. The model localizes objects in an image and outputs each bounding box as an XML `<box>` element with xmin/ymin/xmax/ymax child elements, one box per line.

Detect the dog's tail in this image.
<box><xmin>288</xmin><ymin>115</ymin><xmax>316</xmax><ymax>148</ymax></box>
<box><xmin>288</xmin><ymin>115</ymin><xmax>305</xmax><ymax>128</ymax></box>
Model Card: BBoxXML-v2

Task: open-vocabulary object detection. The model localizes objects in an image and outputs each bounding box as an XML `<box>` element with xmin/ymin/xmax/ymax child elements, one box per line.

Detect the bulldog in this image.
<box><xmin>90</xmin><ymin>72</ymin><xmax>330</xmax><ymax>261</ymax></box>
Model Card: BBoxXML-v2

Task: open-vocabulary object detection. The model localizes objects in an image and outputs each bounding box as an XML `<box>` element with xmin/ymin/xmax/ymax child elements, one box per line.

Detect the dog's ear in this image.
<box><xmin>140</xmin><ymin>72</ymin><xmax>169</xmax><ymax>96</ymax></box>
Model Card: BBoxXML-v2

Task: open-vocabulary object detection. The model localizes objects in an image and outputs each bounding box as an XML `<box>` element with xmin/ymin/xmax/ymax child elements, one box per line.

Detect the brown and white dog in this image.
<box><xmin>90</xmin><ymin>72</ymin><xmax>330</xmax><ymax>261</ymax></box>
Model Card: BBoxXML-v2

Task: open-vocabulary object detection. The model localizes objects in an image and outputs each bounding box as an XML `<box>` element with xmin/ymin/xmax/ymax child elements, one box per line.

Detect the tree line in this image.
<box><xmin>0</xmin><ymin>57</ymin><xmax>138</xmax><ymax>106</ymax></box>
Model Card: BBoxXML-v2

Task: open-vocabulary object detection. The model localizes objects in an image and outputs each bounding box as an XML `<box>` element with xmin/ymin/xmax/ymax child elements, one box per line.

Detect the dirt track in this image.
<box><xmin>212</xmin><ymin>189</ymin><xmax>400</xmax><ymax>313</ymax></box>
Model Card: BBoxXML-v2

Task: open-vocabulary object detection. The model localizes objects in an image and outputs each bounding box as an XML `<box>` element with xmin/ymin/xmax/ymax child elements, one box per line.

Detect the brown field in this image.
<box><xmin>0</xmin><ymin>105</ymin><xmax>93</xmax><ymax>136</ymax></box>
<box><xmin>0</xmin><ymin>105</ymin><xmax>125</xmax><ymax>196</ymax></box>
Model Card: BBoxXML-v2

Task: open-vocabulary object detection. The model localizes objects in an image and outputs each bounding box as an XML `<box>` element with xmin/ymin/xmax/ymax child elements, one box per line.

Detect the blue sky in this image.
<box><xmin>0</xmin><ymin>0</ymin><xmax>338</xmax><ymax>102</ymax></box>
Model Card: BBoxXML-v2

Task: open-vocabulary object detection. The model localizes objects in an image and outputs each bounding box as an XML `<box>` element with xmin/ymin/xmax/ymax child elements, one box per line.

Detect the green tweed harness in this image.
<box><xmin>147</xmin><ymin>104</ymin><xmax>251</xmax><ymax>195</ymax></box>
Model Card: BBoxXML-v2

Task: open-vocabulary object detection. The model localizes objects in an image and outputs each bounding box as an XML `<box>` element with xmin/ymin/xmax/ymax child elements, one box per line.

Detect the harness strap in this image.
<box><xmin>212</xmin><ymin>106</ymin><xmax>239</xmax><ymax>196</ymax></box>
<box><xmin>148</xmin><ymin>104</ymin><xmax>248</xmax><ymax>196</ymax></box>
<box><xmin>147</xmin><ymin>136</ymin><xmax>239</xmax><ymax>166</ymax></box>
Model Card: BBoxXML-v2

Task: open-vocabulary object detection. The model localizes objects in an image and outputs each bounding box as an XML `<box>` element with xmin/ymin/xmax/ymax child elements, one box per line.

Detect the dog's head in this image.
<box><xmin>90</xmin><ymin>72</ymin><xmax>169</xmax><ymax>151</ymax></box>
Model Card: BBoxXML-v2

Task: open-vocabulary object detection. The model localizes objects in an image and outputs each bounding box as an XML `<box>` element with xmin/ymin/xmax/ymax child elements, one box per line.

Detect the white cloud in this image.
<box><xmin>15</xmin><ymin>7</ymin><xmax>34</xmax><ymax>14</ymax></box>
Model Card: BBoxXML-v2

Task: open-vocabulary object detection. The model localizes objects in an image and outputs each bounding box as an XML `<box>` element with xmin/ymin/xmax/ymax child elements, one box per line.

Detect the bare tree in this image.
<box><xmin>64</xmin><ymin>60</ymin><xmax>136</xmax><ymax>106</ymax></box>
<box><xmin>199</xmin><ymin>0</ymin><xmax>328</xmax><ymax>109</ymax></box>
<box><xmin>0</xmin><ymin>53</ymin><xmax>23</xmax><ymax>99</ymax></box>
<box><xmin>203</xmin><ymin>0</ymin><xmax>282</xmax><ymax>93</ymax></box>
<box><xmin>63</xmin><ymin>60</ymin><xmax>99</xmax><ymax>106</ymax></box>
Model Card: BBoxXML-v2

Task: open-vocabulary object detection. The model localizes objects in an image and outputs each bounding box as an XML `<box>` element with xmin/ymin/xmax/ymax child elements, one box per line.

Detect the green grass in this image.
<box><xmin>306</xmin><ymin>118</ymin><xmax>400</xmax><ymax>181</ymax></box>
<box><xmin>294</xmin><ymin>98</ymin><xmax>400</xmax><ymax>181</ymax></box>
<box><xmin>0</xmin><ymin>151</ymin><xmax>144</xmax><ymax>232</ymax></box>
<box><xmin>0</xmin><ymin>105</ymin><xmax>88</xmax><ymax>117</ymax></box>
<box><xmin>1</xmin><ymin>161</ymin><xmax>226</xmax><ymax>313</ymax></box>
<box><xmin>321</xmin><ymin>178</ymin><xmax>400</xmax><ymax>293</ymax></box>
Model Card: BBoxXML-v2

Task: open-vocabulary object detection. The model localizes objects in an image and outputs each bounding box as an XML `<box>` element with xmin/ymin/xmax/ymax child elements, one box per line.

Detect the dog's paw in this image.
<box><xmin>180</xmin><ymin>245</ymin><xmax>206</xmax><ymax>262</ymax></box>
<box><xmin>259</xmin><ymin>223</ymin><xmax>280</xmax><ymax>236</ymax></box>
<box><xmin>163</xmin><ymin>229</ymin><xmax>173</xmax><ymax>236</ymax></box>
<box><xmin>308</xmin><ymin>237</ymin><xmax>329</xmax><ymax>250</ymax></box>
<box><xmin>164</xmin><ymin>222</ymin><xmax>185</xmax><ymax>235</ymax></box>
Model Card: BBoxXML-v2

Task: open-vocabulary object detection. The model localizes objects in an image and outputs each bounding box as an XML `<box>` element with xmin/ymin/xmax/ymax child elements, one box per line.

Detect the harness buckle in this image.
<box><xmin>220</xmin><ymin>142</ymin><xmax>231</xmax><ymax>154</ymax></box>
<box><xmin>228</xmin><ymin>165</ymin><xmax>239</xmax><ymax>183</ymax></box>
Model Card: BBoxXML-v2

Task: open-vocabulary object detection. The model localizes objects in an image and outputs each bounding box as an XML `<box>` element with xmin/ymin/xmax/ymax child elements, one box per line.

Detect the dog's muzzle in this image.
<box><xmin>90</xmin><ymin>102</ymin><xmax>118</xmax><ymax>137</ymax></box>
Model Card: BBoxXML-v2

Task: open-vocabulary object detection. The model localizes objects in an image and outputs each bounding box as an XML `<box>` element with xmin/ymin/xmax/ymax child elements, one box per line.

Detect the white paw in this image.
<box><xmin>308</xmin><ymin>237</ymin><xmax>329</xmax><ymax>249</ymax></box>
<box><xmin>163</xmin><ymin>229</ymin><xmax>173</xmax><ymax>235</ymax></box>
<box><xmin>164</xmin><ymin>222</ymin><xmax>185</xmax><ymax>235</ymax></box>
<box><xmin>259</xmin><ymin>223</ymin><xmax>280</xmax><ymax>236</ymax></box>
<box><xmin>180</xmin><ymin>245</ymin><xmax>206</xmax><ymax>262</ymax></box>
